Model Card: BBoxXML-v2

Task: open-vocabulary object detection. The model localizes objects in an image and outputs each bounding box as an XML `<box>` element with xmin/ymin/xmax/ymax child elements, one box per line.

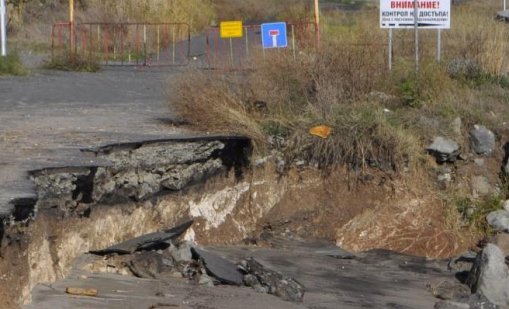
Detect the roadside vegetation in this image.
<box><xmin>0</xmin><ymin>52</ymin><xmax>27</xmax><ymax>75</ymax></box>
<box><xmin>42</xmin><ymin>53</ymin><xmax>100</xmax><ymax>72</ymax></box>
<box><xmin>170</xmin><ymin>0</ymin><xmax>509</xmax><ymax>241</ymax></box>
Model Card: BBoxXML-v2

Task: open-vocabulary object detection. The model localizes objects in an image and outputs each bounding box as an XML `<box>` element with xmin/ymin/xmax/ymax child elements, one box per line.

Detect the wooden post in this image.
<box><xmin>69</xmin><ymin>0</ymin><xmax>75</xmax><ymax>54</ymax></box>
<box><xmin>314</xmin><ymin>0</ymin><xmax>320</xmax><ymax>47</ymax></box>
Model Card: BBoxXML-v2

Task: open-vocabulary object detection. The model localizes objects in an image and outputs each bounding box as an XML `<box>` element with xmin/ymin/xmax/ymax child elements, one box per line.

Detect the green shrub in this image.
<box><xmin>0</xmin><ymin>53</ymin><xmax>27</xmax><ymax>75</ymax></box>
<box><xmin>44</xmin><ymin>53</ymin><xmax>100</xmax><ymax>72</ymax></box>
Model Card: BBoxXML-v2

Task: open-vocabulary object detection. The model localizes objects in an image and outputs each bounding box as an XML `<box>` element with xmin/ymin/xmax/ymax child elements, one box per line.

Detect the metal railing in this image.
<box><xmin>52</xmin><ymin>22</ymin><xmax>191</xmax><ymax>66</ymax></box>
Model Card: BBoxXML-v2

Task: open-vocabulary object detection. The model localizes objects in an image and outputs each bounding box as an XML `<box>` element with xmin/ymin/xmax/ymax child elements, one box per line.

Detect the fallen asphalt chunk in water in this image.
<box><xmin>89</xmin><ymin>220</ymin><xmax>194</xmax><ymax>255</ymax></box>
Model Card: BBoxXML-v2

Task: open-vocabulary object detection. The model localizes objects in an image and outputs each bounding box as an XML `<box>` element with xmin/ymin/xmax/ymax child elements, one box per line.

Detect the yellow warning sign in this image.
<box><xmin>220</xmin><ymin>21</ymin><xmax>243</xmax><ymax>39</ymax></box>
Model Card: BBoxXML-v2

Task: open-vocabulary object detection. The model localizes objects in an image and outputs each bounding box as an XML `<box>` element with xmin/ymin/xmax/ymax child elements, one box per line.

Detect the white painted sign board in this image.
<box><xmin>380</xmin><ymin>0</ymin><xmax>451</xmax><ymax>29</ymax></box>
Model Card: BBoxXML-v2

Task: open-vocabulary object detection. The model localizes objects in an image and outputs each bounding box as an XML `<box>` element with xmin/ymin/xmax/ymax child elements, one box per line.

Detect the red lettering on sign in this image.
<box><xmin>390</xmin><ymin>1</ymin><xmax>439</xmax><ymax>9</ymax></box>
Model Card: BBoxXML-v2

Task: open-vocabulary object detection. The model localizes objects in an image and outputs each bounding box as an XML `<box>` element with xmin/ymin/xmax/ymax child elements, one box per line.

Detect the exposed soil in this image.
<box><xmin>0</xmin><ymin>56</ymin><xmax>504</xmax><ymax>308</ymax></box>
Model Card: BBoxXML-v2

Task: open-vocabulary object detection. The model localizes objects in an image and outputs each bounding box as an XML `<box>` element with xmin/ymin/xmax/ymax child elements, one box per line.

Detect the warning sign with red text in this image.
<box><xmin>380</xmin><ymin>0</ymin><xmax>451</xmax><ymax>29</ymax></box>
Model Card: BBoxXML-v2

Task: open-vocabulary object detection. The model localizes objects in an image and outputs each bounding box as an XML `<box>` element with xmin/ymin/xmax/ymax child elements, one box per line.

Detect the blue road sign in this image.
<box><xmin>261</xmin><ymin>22</ymin><xmax>288</xmax><ymax>49</ymax></box>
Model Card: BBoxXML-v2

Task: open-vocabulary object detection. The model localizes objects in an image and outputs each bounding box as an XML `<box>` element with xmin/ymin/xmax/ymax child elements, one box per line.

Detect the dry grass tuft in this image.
<box><xmin>170</xmin><ymin>71</ymin><xmax>265</xmax><ymax>149</ymax></box>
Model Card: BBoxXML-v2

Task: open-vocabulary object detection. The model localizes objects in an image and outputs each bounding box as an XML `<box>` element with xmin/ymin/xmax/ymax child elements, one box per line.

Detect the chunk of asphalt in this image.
<box><xmin>191</xmin><ymin>247</ymin><xmax>244</xmax><ymax>285</ymax></box>
<box><xmin>89</xmin><ymin>220</ymin><xmax>193</xmax><ymax>255</ymax></box>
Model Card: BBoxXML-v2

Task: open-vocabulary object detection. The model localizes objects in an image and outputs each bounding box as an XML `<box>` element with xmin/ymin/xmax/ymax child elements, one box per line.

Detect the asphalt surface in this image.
<box><xmin>0</xmin><ymin>67</ymin><xmax>186</xmax><ymax>216</ymax></box>
<box><xmin>27</xmin><ymin>238</ymin><xmax>453</xmax><ymax>309</ymax></box>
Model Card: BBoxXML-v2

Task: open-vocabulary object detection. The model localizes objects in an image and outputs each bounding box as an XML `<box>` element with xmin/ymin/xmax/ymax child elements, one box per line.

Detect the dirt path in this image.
<box><xmin>0</xmin><ymin>67</ymin><xmax>186</xmax><ymax>216</ymax></box>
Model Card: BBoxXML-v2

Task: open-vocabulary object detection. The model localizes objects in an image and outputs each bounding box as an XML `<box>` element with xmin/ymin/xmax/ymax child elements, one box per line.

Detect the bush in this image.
<box><xmin>44</xmin><ymin>53</ymin><xmax>100</xmax><ymax>72</ymax></box>
<box><xmin>0</xmin><ymin>52</ymin><xmax>27</xmax><ymax>75</ymax></box>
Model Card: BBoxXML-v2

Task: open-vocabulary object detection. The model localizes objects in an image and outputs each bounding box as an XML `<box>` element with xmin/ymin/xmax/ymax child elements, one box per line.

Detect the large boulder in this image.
<box><xmin>470</xmin><ymin>125</ymin><xmax>495</xmax><ymax>155</ymax></box>
<box><xmin>486</xmin><ymin>210</ymin><xmax>509</xmax><ymax>233</ymax></box>
<box><xmin>427</xmin><ymin>137</ymin><xmax>461</xmax><ymax>163</ymax></box>
<box><xmin>466</xmin><ymin>244</ymin><xmax>509</xmax><ymax>306</ymax></box>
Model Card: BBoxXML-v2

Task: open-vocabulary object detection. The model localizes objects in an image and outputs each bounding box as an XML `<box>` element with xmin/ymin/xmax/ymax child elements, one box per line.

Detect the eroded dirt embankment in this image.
<box><xmin>0</xmin><ymin>137</ymin><xmax>470</xmax><ymax>307</ymax></box>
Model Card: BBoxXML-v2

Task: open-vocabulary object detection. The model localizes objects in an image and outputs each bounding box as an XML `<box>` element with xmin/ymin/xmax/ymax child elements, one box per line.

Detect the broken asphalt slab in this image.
<box><xmin>89</xmin><ymin>220</ymin><xmax>194</xmax><ymax>255</ymax></box>
<box><xmin>191</xmin><ymin>247</ymin><xmax>244</xmax><ymax>286</ymax></box>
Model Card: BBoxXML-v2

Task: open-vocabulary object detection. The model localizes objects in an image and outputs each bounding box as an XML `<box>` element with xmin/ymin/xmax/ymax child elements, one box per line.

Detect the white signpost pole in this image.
<box><xmin>0</xmin><ymin>0</ymin><xmax>6</xmax><ymax>56</ymax></box>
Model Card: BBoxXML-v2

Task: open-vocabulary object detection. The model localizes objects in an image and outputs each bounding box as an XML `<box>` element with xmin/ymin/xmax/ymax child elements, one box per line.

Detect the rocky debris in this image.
<box><xmin>470</xmin><ymin>176</ymin><xmax>492</xmax><ymax>198</ymax></box>
<box><xmin>470</xmin><ymin>125</ymin><xmax>496</xmax><ymax>155</ymax></box>
<box><xmin>168</xmin><ymin>241</ymin><xmax>193</xmax><ymax>262</ymax></box>
<box><xmin>191</xmin><ymin>247</ymin><xmax>244</xmax><ymax>285</ymax></box>
<box><xmin>466</xmin><ymin>244</ymin><xmax>509</xmax><ymax>306</ymax></box>
<box><xmin>448</xmin><ymin>251</ymin><xmax>478</xmax><ymax>272</ymax></box>
<box><xmin>504</xmin><ymin>200</ymin><xmax>509</xmax><ymax>212</ymax></box>
<box><xmin>451</xmin><ymin>117</ymin><xmax>462</xmax><ymax>136</ymax></box>
<box><xmin>427</xmin><ymin>137</ymin><xmax>461</xmax><ymax>163</ymax></box>
<box><xmin>432</xmin><ymin>281</ymin><xmax>471</xmax><ymax>301</ymax></box>
<box><xmin>438</xmin><ymin>166</ymin><xmax>453</xmax><ymax>189</ymax></box>
<box><xmin>473</xmin><ymin>158</ymin><xmax>485</xmax><ymax>167</ymax></box>
<box><xmin>89</xmin><ymin>231</ymin><xmax>305</xmax><ymax>302</ymax></box>
<box><xmin>486</xmin><ymin>210</ymin><xmax>509</xmax><ymax>233</ymax></box>
<box><xmin>497</xmin><ymin>10</ymin><xmax>509</xmax><ymax>21</ymax></box>
<box><xmin>239</xmin><ymin>258</ymin><xmax>305</xmax><ymax>302</ymax></box>
<box><xmin>89</xmin><ymin>220</ymin><xmax>193</xmax><ymax>255</ymax></box>
<box><xmin>127</xmin><ymin>251</ymin><xmax>170</xmax><ymax>279</ymax></box>
<box><xmin>490</xmin><ymin>233</ymin><xmax>509</xmax><ymax>257</ymax></box>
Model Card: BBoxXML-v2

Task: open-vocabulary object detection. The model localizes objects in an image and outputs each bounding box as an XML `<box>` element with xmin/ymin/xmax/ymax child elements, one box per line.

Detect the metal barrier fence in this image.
<box><xmin>52</xmin><ymin>22</ymin><xmax>191</xmax><ymax>66</ymax></box>
<box><xmin>51</xmin><ymin>22</ymin><xmax>72</xmax><ymax>59</ymax></box>
<box><xmin>205</xmin><ymin>22</ymin><xmax>317</xmax><ymax>70</ymax></box>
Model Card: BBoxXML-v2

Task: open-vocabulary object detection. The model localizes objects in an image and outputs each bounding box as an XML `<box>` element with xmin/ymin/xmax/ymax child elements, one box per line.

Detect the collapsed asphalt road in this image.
<box><xmin>26</xmin><ymin>220</ymin><xmax>473</xmax><ymax>309</ymax></box>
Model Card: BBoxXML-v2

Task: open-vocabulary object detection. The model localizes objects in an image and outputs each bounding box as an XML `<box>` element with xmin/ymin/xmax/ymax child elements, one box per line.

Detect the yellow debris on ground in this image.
<box><xmin>309</xmin><ymin>125</ymin><xmax>332</xmax><ymax>139</ymax></box>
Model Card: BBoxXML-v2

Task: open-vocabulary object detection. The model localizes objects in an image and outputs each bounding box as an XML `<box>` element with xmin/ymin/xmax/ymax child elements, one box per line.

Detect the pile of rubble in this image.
<box><xmin>87</xmin><ymin>220</ymin><xmax>305</xmax><ymax>302</ymax></box>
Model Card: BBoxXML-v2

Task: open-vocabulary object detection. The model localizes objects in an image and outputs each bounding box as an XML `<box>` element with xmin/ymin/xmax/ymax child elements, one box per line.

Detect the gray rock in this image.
<box><xmin>191</xmin><ymin>247</ymin><xmax>244</xmax><ymax>285</ymax></box>
<box><xmin>427</xmin><ymin>137</ymin><xmax>461</xmax><ymax>163</ymax></box>
<box><xmin>448</xmin><ymin>251</ymin><xmax>478</xmax><ymax>272</ymax></box>
<box><xmin>198</xmin><ymin>273</ymin><xmax>216</xmax><ymax>287</ymax></box>
<box><xmin>504</xmin><ymin>200</ymin><xmax>509</xmax><ymax>212</ymax></box>
<box><xmin>243</xmin><ymin>258</ymin><xmax>305</xmax><ymax>302</ymax></box>
<box><xmin>470</xmin><ymin>176</ymin><xmax>492</xmax><ymax>198</ymax></box>
<box><xmin>433</xmin><ymin>280</ymin><xmax>471</xmax><ymax>300</ymax></box>
<box><xmin>486</xmin><ymin>210</ymin><xmax>509</xmax><ymax>233</ymax></box>
<box><xmin>89</xmin><ymin>220</ymin><xmax>194</xmax><ymax>255</ymax></box>
<box><xmin>473</xmin><ymin>158</ymin><xmax>485</xmax><ymax>167</ymax></box>
<box><xmin>490</xmin><ymin>233</ymin><xmax>509</xmax><ymax>257</ymax></box>
<box><xmin>169</xmin><ymin>241</ymin><xmax>193</xmax><ymax>262</ymax></box>
<box><xmin>470</xmin><ymin>125</ymin><xmax>496</xmax><ymax>155</ymax></box>
<box><xmin>244</xmin><ymin>274</ymin><xmax>269</xmax><ymax>293</ymax></box>
<box><xmin>127</xmin><ymin>251</ymin><xmax>164</xmax><ymax>279</ymax></box>
<box><xmin>466</xmin><ymin>293</ymin><xmax>498</xmax><ymax>309</ymax></box>
<box><xmin>466</xmin><ymin>244</ymin><xmax>509</xmax><ymax>306</ymax></box>
<box><xmin>452</xmin><ymin>117</ymin><xmax>462</xmax><ymax>136</ymax></box>
<box><xmin>498</xmin><ymin>10</ymin><xmax>509</xmax><ymax>21</ymax></box>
